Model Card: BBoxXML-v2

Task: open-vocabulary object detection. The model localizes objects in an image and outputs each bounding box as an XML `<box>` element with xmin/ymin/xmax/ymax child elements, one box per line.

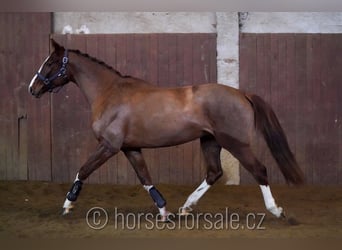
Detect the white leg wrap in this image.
<box><xmin>143</xmin><ymin>185</ymin><xmax>170</xmax><ymax>221</ymax></box>
<box><xmin>260</xmin><ymin>185</ymin><xmax>283</xmax><ymax>218</ymax></box>
<box><xmin>63</xmin><ymin>199</ymin><xmax>73</xmax><ymax>209</ymax></box>
<box><xmin>143</xmin><ymin>185</ymin><xmax>153</xmax><ymax>192</ymax></box>
<box><xmin>181</xmin><ymin>180</ymin><xmax>211</xmax><ymax>213</ymax></box>
<box><xmin>158</xmin><ymin>206</ymin><xmax>167</xmax><ymax>216</ymax></box>
<box><xmin>62</xmin><ymin>173</ymin><xmax>80</xmax><ymax>214</ymax></box>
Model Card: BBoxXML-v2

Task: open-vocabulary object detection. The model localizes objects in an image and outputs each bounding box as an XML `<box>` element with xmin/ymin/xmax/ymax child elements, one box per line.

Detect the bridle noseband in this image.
<box><xmin>36</xmin><ymin>49</ymin><xmax>69</xmax><ymax>92</ymax></box>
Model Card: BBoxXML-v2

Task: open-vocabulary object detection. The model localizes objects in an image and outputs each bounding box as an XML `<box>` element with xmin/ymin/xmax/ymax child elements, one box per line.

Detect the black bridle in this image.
<box><xmin>36</xmin><ymin>49</ymin><xmax>69</xmax><ymax>92</ymax></box>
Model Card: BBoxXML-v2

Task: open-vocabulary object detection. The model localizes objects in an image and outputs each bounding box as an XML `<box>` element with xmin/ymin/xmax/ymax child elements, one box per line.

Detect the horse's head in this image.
<box><xmin>29</xmin><ymin>39</ymin><xmax>71</xmax><ymax>98</ymax></box>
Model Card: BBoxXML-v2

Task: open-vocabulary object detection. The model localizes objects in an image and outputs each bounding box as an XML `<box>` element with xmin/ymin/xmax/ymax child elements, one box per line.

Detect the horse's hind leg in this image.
<box><xmin>224</xmin><ymin>142</ymin><xmax>284</xmax><ymax>218</ymax></box>
<box><xmin>181</xmin><ymin>135</ymin><xmax>222</xmax><ymax>214</ymax></box>
<box><xmin>62</xmin><ymin>138</ymin><xmax>117</xmax><ymax>215</ymax></box>
<box><xmin>123</xmin><ymin>148</ymin><xmax>170</xmax><ymax>221</ymax></box>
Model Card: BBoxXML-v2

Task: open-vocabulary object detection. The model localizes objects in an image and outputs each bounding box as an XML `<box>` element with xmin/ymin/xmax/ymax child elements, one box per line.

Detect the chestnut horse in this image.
<box><xmin>29</xmin><ymin>40</ymin><xmax>303</xmax><ymax>221</ymax></box>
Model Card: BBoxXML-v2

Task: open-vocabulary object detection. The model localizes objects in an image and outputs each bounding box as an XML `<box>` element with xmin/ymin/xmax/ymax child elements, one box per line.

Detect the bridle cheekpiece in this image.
<box><xmin>36</xmin><ymin>49</ymin><xmax>69</xmax><ymax>92</ymax></box>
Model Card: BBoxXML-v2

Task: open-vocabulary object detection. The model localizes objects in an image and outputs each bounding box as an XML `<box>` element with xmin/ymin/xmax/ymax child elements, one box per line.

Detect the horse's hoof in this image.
<box><xmin>179</xmin><ymin>207</ymin><xmax>192</xmax><ymax>216</ymax></box>
<box><xmin>280</xmin><ymin>210</ymin><xmax>286</xmax><ymax>219</ymax></box>
<box><xmin>160</xmin><ymin>215</ymin><xmax>170</xmax><ymax>222</ymax></box>
<box><xmin>159</xmin><ymin>211</ymin><xmax>172</xmax><ymax>222</ymax></box>
<box><xmin>62</xmin><ymin>206</ymin><xmax>73</xmax><ymax>216</ymax></box>
<box><xmin>179</xmin><ymin>210</ymin><xmax>190</xmax><ymax>216</ymax></box>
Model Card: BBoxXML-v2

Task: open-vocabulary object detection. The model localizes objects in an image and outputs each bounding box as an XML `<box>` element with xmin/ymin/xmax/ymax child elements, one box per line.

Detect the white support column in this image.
<box><xmin>216</xmin><ymin>12</ymin><xmax>240</xmax><ymax>185</ymax></box>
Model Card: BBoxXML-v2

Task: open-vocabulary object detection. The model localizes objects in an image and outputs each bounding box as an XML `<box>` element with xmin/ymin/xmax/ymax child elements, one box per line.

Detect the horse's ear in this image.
<box><xmin>50</xmin><ymin>39</ymin><xmax>64</xmax><ymax>52</ymax></box>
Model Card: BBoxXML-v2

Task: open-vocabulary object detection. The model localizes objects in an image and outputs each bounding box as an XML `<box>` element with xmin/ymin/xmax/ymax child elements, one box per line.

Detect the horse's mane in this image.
<box><xmin>69</xmin><ymin>49</ymin><xmax>132</xmax><ymax>79</ymax></box>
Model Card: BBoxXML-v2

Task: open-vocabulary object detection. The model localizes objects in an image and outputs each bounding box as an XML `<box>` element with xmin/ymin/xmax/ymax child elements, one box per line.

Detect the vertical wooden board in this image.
<box><xmin>0</xmin><ymin>13</ymin><xmax>14</xmax><ymax>180</ymax></box>
<box><xmin>310</xmin><ymin>34</ymin><xmax>322</xmax><ymax>184</ymax></box>
<box><xmin>246</xmin><ymin>34</ymin><xmax>258</xmax><ymax>94</ymax></box>
<box><xmin>8</xmin><ymin>14</ymin><xmax>20</xmax><ymax>180</ymax></box>
<box><xmin>302</xmin><ymin>34</ymin><xmax>315</xmax><ymax>184</ymax></box>
<box><xmin>293</xmin><ymin>34</ymin><xmax>307</xmax><ymax>185</ymax></box>
<box><xmin>329</xmin><ymin>34</ymin><xmax>340</xmax><ymax>184</ymax></box>
<box><xmin>16</xmin><ymin>14</ymin><xmax>31</xmax><ymax>180</ymax></box>
<box><xmin>176</xmin><ymin>34</ymin><xmax>186</xmax><ymax>86</ymax></box>
<box><xmin>209</xmin><ymin>34</ymin><xmax>217</xmax><ymax>83</ymax></box>
<box><xmin>4</xmin><ymin>13</ymin><xmax>19</xmax><ymax>180</ymax></box>
<box><xmin>115</xmin><ymin>34</ymin><xmax>128</xmax><ymax>75</ymax></box>
<box><xmin>192</xmin><ymin>34</ymin><xmax>207</xmax><ymax>84</ymax></box>
<box><xmin>14</xmin><ymin>14</ymin><xmax>34</xmax><ymax>180</ymax></box>
<box><xmin>238</xmin><ymin>34</ymin><xmax>249</xmax><ymax>92</ymax></box>
<box><xmin>336</xmin><ymin>35</ymin><xmax>342</xmax><ymax>184</ymax></box>
<box><xmin>131</xmin><ymin>34</ymin><xmax>144</xmax><ymax>80</ymax></box>
<box><xmin>126</xmin><ymin>34</ymin><xmax>137</xmax><ymax>77</ymax></box>
<box><xmin>255</xmin><ymin>34</ymin><xmax>268</xmax><ymax>99</ymax></box>
<box><xmin>1</xmin><ymin>13</ymin><xmax>8</xmax><ymax>179</ymax></box>
<box><xmin>168</xmin><ymin>34</ymin><xmax>178</xmax><ymax>86</ymax></box>
<box><xmin>138</xmin><ymin>34</ymin><xmax>150</xmax><ymax>82</ymax></box>
<box><xmin>145</xmin><ymin>34</ymin><xmax>159</xmax><ymax>86</ymax></box>
<box><xmin>315</xmin><ymin>34</ymin><xmax>329</xmax><ymax>184</ymax></box>
<box><xmin>319</xmin><ymin>35</ymin><xmax>339</xmax><ymax>184</ymax></box>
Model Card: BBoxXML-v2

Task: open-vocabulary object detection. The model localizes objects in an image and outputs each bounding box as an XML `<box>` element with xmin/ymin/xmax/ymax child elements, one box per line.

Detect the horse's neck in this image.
<box><xmin>70</xmin><ymin>53</ymin><xmax>121</xmax><ymax>105</ymax></box>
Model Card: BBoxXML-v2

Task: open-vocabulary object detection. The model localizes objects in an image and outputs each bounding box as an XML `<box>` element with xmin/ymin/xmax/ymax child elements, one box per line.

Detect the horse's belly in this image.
<box><xmin>123</xmin><ymin>119</ymin><xmax>207</xmax><ymax>148</ymax></box>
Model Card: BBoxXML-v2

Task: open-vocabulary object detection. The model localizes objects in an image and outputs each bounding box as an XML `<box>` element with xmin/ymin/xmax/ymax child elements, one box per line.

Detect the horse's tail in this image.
<box><xmin>247</xmin><ymin>94</ymin><xmax>304</xmax><ymax>185</ymax></box>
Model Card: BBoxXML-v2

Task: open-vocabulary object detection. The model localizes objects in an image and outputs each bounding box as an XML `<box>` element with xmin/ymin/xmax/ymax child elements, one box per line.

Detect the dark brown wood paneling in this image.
<box><xmin>0</xmin><ymin>13</ymin><xmax>52</xmax><ymax>181</ymax></box>
<box><xmin>239</xmin><ymin>33</ymin><xmax>342</xmax><ymax>185</ymax></box>
<box><xmin>51</xmin><ymin>33</ymin><xmax>217</xmax><ymax>184</ymax></box>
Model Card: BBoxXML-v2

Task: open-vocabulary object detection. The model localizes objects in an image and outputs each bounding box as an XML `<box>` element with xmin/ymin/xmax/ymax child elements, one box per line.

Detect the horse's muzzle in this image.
<box><xmin>29</xmin><ymin>86</ymin><xmax>42</xmax><ymax>98</ymax></box>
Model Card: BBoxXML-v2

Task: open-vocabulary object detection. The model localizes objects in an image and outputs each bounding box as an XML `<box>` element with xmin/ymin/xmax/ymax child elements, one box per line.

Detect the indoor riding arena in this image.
<box><xmin>0</xmin><ymin>12</ymin><xmax>341</xmax><ymax>239</ymax></box>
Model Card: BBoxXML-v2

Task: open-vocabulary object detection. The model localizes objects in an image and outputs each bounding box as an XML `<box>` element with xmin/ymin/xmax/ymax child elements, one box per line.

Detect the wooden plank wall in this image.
<box><xmin>239</xmin><ymin>33</ymin><xmax>342</xmax><ymax>185</ymax></box>
<box><xmin>51</xmin><ymin>34</ymin><xmax>217</xmax><ymax>184</ymax></box>
<box><xmin>0</xmin><ymin>13</ymin><xmax>52</xmax><ymax>181</ymax></box>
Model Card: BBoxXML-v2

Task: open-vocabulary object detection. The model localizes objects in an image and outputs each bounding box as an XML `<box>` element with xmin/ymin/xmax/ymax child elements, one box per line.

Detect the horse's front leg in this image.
<box><xmin>123</xmin><ymin>148</ymin><xmax>171</xmax><ymax>222</ymax></box>
<box><xmin>62</xmin><ymin>137</ymin><xmax>117</xmax><ymax>215</ymax></box>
